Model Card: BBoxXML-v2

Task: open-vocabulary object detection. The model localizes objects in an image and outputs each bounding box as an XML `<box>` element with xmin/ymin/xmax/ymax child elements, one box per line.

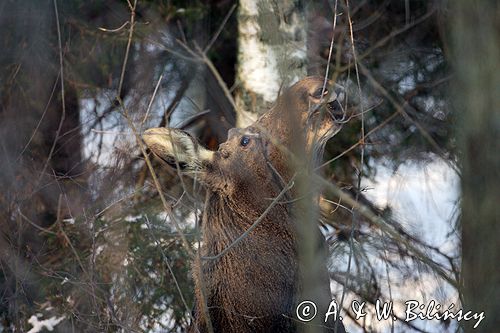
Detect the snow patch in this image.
<box><xmin>125</xmin><ymin>214</ymin><xmax>143</xmax><ymax>222</ymax></box>
<box><xmin>27</xmin><ymin>315</ymin><xmax>64</xmax><ymax>333</ymax></box>
<box><xmin>63</xmin><ymin>218</ymin><xmax>75</xmax><ymax>224</ymax></box>
<box><xmin>94</xmin><ymin>245</ymin><xmax>105</xmax><ymax>257</ymax></box>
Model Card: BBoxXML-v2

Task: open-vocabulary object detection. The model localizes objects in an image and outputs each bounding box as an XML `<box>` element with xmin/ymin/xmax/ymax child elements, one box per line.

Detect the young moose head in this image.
<box><xmin>143</xmin><ymin>77</ymin><xmax>344</xmax><ymax>204</ymax></box>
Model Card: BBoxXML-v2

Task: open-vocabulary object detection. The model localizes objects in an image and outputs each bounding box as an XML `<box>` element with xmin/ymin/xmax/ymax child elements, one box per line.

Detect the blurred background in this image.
<box><xmin>0</xmin><ymin>0</ymin><xmax>498</xmax><ymax>332</ymax></box>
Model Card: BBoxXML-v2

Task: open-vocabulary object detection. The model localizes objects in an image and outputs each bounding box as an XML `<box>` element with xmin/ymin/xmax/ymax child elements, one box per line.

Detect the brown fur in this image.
<box><xmin>144</xmin><ymin>77</ymin><xmax>346</xmax><ymax>333</ymax></box>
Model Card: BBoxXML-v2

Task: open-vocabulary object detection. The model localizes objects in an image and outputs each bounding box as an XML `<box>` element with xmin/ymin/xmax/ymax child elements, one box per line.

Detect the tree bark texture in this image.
<box><xmin>451</xmin><ymin>1</ymin><xmax>500</xmax><ymax>331</ymax></box>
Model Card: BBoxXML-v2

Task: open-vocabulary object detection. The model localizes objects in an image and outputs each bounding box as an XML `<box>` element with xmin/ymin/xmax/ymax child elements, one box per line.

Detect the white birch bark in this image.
<box><xmin>236</xmin><ymin>0</ymin><xmax>307</xmax><ymax>127</ymax></box>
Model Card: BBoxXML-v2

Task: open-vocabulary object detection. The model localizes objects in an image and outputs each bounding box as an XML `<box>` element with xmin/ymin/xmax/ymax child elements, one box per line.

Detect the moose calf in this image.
<box><xmin>143</xmin><ymin>77</ymin><xmax>346</xmax><ymax>333</ymax></box>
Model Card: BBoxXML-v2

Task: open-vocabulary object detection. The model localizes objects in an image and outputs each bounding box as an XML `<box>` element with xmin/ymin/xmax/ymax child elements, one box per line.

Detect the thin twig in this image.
<box><xmin>36</xmin><ymin>0</ymin><xmax>66</xmax><ymax>186</ymax></box>
<box><xmin>201</xmin><ymin>176</ymin><xmax>295</xmax><ymax>261</ymax></box>
<box><xmin>321</xmin><ymin>0</ymin><xmax>339</xmax><ymax>98</ymax></box>
<box><xmin>98</xmin><ymin>21</ymin><xmax>130</xmax><ymax>33</ymax></box>
<box><xmin>203</xmin><ymin>4</ymin><xmax>237</xmax><ymax>54</ymax></box>
<box><xmin>315</xmin><ymin>173</ymin><xmax>458</xmax><ymax>289</ymax></box>
<box><xmin>144</xmin><ymin>216</ymin><xmax>192</xmax><ymax>315</ymax></box>
<box><xmin>17</xmin><ymin>210</ymin><xmax>57</xmax><ymax>235</ymax></box>
<box><xmin>316</xmin><ymin>108</ymin><xmax>399</xmax><ymax>170</ymax></box>
<box><xmin>141</xmin><ymin>74</ymin><xmax>163</xmax><ymax>126</ymax></box>
<box><xmin>118</xmin><ymin>0</ymin><xmax>137</xmax><ymax>97</ymax></box>
<box><xmin>338</xmin><ymin>6</ymin><xmax>436</xmax><ymax>73</ymax></box>
<box><xmin>357</xmin><ymin>61</ymin><xmax>461</xmax><ymax>175</ymax></box>
<box><xmin>17</xmin><ymin>73</ymin><xmax>60</xmax><ymax>161</ymax></box>
<box><xmin>337</xmin><ymin>1</ymin><xmax>365</xmax><ymax>330</ymax></box>
<box><xmin>118</xmin><ymin>98</ymin><xmax>194</xmax><ymax>257</ymax></box>
<box><xmin>56</xmin><ymin>194</ymin><xmax>86</xmax><ymax>274</ymax></box>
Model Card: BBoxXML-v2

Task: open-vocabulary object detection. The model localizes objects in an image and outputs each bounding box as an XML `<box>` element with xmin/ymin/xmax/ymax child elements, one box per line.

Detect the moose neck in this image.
<box><xmin>202</xmin><ymin>190</ymin><xmax>294</xmax><ymax>256</ymax></box>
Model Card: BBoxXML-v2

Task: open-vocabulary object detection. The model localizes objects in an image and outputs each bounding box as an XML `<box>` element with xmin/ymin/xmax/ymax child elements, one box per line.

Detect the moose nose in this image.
<box><xmin>218</xmin><ymin>143</ymin><xmax>230</xmax><ymax>159</ymax></box>
<box><xmin>329</xmin><ymin>99</ymin><xmax>345</xmax><ymax>121</ymax></box>
<box><xmin>220</xmin><ymin>149</ymin><xmax>230</xmax><ymax>159</ymax></box>
<box><xmin>325</xmin><ymin>85</ymin><xmax>345</xmax><ymax>122</ymax></box>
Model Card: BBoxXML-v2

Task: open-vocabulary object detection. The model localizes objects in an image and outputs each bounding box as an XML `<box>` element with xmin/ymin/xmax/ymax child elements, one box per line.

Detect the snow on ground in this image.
<box><xmin>27</xmin><ymin>315</ymin><xmax>65</xmax><ymax>333</ymax></box>
<box><xmin>363</xmin><ymin>158</ymin><xmax>460</xmax><ymax>255</ymax></box>
<box><xmin>337</xmin><ymin>158</ymin><xmax>461</xmax><ymax>333</ymax></box>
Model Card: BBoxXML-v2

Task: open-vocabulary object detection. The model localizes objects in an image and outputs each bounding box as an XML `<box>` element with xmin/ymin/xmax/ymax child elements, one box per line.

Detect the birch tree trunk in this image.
<box><xmin>236</xmin><ymin>0</ymin><xmax>307</xmax><ymax>127</ymax></box>
<box><xmin>235</xmin><ymin>3</ymin><xmax>345</xmax><ymax>333</ymax></box>
<box><xmin>451</xmin><ymin>1</ymin><xmax>500</xmax><ymax>332</ymax></box>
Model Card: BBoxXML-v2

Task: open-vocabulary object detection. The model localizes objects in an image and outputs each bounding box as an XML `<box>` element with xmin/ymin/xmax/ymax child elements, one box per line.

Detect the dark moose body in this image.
<box><xmin>144</xmin><ymin>77</ymin><xmax>346</xmax><ymax>333</ymax></box>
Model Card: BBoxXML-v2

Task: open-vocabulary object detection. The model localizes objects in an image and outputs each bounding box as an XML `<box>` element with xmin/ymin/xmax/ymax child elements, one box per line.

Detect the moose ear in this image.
<box><xmin>142</xmin><ymin>127</ymin><xmax>214</xmax><ymax>172</ymax></box>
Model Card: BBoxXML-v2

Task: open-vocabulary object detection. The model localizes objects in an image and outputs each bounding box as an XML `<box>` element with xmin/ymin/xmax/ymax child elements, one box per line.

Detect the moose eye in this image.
<box><xmin>312</xmin><ymin>88</ymin><xmax>328</xmax><ymax>99</ymax></box>
<box><xmin>240</xmin><ymin>136</ymin><xmax>250</xmax><ymax>147</ymax></box>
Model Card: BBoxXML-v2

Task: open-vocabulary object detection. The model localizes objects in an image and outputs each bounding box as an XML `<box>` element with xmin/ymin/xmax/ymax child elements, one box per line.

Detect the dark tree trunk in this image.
<box><xmin>451</xmin><ymin>1</ymin><xmax>500</xmax><ymax>332</ymax></box>
<box><xmin>0</xmin><ymin>1</ymin><xmax>87</xmax><ymax>328</ymax></box>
